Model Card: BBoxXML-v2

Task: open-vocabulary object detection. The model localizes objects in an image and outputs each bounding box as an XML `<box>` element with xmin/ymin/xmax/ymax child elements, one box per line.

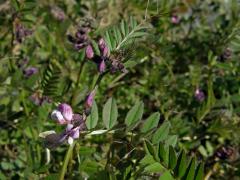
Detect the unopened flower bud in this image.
<box><xmin>98</xmin><ymin>38</ymin><xmax>109</xmax><ymax>56</ymax></box>
<box><xmin>68</xmin><ymin>136</ymin><xmax>74</xmax><ymax>145</ymax></box>
<box><xmin>98</xmin><ymin>59</ymin><xmax>106</xmax><ymax>73</ymax></box>
<box><xmin>58</xmin><ymin>103</ymin><xmax>73</xmax><ymax>122</ymax></box>
<box><xmin>51</xmin><ymin>110</ymin><xmax>66</xmax><ymax>124</ymax></box>
<box><xmin>86</xmin><ymin>45</ymin><xmax>94</xmax><ymax>59</ymax></box>
<box><xmin>171</xmin><ymin>15</ymin><xmax>180</xmax><ymax>24</ymax></box>
<box><xmin>85</xmin><ymin>91</ymin><xmax>95</xmax><ymax>108</ymax></box>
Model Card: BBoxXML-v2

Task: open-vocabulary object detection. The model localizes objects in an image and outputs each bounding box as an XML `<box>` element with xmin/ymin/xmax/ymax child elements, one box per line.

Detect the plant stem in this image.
<box><xmin>59</xmin><ymin>142</ymin><xmax>76</xmax><ymax>180</ymax></box>
<box><xmin>71</xmin><ymin>61</ymin><xmax>86</xmax><ymax>105</ymax></box>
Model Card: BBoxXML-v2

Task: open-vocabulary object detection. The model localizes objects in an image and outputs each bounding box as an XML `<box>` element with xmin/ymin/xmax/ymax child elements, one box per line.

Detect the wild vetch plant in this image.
<box><xmin>36</xmin><ymin>16</ymin><xmax>206</xmax><ymax>179</ymax></box>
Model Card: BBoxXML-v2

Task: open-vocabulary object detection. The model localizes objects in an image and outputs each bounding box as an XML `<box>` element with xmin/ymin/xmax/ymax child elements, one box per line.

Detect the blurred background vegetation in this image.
<box><xmin>0</xmin><ymin>0</ymin><xmax>240</xmax><ymax>179</ymax></box>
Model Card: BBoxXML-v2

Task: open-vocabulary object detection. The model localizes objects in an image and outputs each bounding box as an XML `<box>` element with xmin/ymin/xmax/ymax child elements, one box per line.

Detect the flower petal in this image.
<box><xmin>51</xmin><ymin>110</ymin><xmax>66</xmax><ymax>124</ymax></box>
<box><xmin>86</xmin><ymin>44</ymin><xmax>94</xmax><ymax>59</ymax></box>
<box><xmin>58</xmin><ymin>103</ymin><xmax>73</xmax><ymax>121</ymax></box>
<box><xmin>67</xmin><ymin>136</ymin><xmax>74</xmax><ymax>145</ymax></box>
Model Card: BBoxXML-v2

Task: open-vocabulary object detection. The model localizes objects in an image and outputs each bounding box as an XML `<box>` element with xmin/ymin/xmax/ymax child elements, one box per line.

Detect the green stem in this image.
<box><xmin>91</xmin><ymin>71</ymin><xmax>108</xmax><ymax>90</ymax></box>
<box><xmin>59</xmin><ymin>142</ymin><xmax>76</xmax><ymax>180</ymax></box>
<box><xmin>71</xmin><ymin>61</ymin><xmax>86</xmax><ymax>105</ymax></box>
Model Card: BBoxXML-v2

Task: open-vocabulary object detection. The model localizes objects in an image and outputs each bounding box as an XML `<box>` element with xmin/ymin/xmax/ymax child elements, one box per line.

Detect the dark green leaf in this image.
<box><xmin>103</xmin><ymin>97</ymin><xmax>118</xmax><ymax>129</ymax></box>
<box><xmin>152</xmin><ymin>121</ymin><xmax>170</xmax><ymax>144</ymax></box>
<box><xmin>86</xmin><ymin>101</ymin><xmax>98</xmax><ymax>129</ymax></box>
<box><xmin>174</xmin><ymin>150</ymin><xmax>187</xmax><ymax>178</ymax></box>
<box><xmin>194</xmin><ymin>163</ymin><xmax>204</xmax><ymax>180</ymax></box>
<box><xmin>158</xmin><ymin>142</ymin><xmax>167</xmax><ymax>164</ymax></box>
<box><xmin>168</xmin><ymin>146</ymin><xmax>177</xmax><ymax>170</ymax></box>
<box><xmin>141</xmin><ymin>112</ymin><xmax>160</xmax><ymax>133</ymax></box>
<box><xmin>165</xmin><ymin>135</ymin><xmax>178</xmax><ymax>147</ymax></box>
<box><xmin>144</xmin><ymin>139</ymin><xmax>155</xmax><ymax>157</ymax></box>
<box><xmin>183</xmin><ymin>157</ymin><xmax>196</xmax><ymax>180</ymax></box>
<box><xmin>125</xmin><ymin>101</ymin><xmax>144</xmax><ymax>129</ymax></box>
<box><xmin>159</xmin><ymin>171</ymin><xmax>175</xmax><ymax>180</ymax></box>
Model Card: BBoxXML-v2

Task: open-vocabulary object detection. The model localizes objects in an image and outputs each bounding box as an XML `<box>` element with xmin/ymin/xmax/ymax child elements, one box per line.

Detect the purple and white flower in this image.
<box><xmin>194</xmin><ymin>88</ymin><xmax>205</xmax><ymax>102</ymax></box>
<box><xmin>58</xmin><ymin>103</ymin><xmax>73</xmax><ymax>122</ymax></box>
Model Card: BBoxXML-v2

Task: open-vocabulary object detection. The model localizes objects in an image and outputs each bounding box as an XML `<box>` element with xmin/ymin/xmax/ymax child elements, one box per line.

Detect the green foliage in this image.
<box><xmin>141</xmin><ymin>112</ymin><xmax>160</xmax><ymax>133</ymax></box>
<box><xmin>102</xmin><ymin>97</ymin><xmax>118</xmax><ymax>129</ymax></box>
<box><xmin>125</xmin><ymin>101</ymin><xmax>144</xmax><ymax>129</ymax></box>
<box><xmin>152</xmin><ymin>121</ymin><xmax>171</xmax><ymax>144</ymax></box>
<box><xmin>41</xmin><ymin>60</ymin><xmax>62</xmax><ymax>99</ymax></box>
<box><xmin>104</xmin><ymin>17</ymin><xmax>149</xmax><ymax>52</ymax></box>
<box><xmin>86</xmin><ymin>101</ymin><xmax>99</xmax><ymax>129</ymax></box>
<box><xmin>144</xmin><ymin>140</ymin><xmax>204</xmax><ymax>180</ymax></box>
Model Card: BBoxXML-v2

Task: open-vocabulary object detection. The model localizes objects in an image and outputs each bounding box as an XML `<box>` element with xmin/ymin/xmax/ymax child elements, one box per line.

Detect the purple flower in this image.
<box><xmin>58</xmin><ymin>103</ymin><xmax>73</xmax><ymax>122</ymax></box>
<box><xmin>45</xmin><ymin>104</ymin><xmax>86</xmax><ymax>147</ymax></box>
<box><xmin>30</xmin><ymin>92</ymin><xmax>42</xmax><ymax>106</ymax></box>
<box><xmin>51</xmin><ymin>110</ymin><xmax>66</xmax><ymax>124</ymax></box>
<box><xmin>76</xmin><ymin>28</ymin><xmax>89</xmax><ymax>40</ymax></box>
<box><xmin>68</xmin><ymin>28</ymin><xmax>90</xmax><ymax>51</ymax></box>
<box><xmin>194</xmin><ymin>89</ymin><xmax>205</xmax><ymax>102</ymax></box>
<box><xmin>23</xmin><ymin>67</ymin><xmax>38</xmax><ymax>77</ymax></box>
<box><xmin>171</xmin><ymin>15</ymin><xmax>180</xmax><ymax>24</ymax></box>
<box><xmin>86</xmin><ymin>45</ymin><xmax>94</xmax><ymax>59</ymax></box>
<box><xmin>98</xmin><ymin>38</ymin><xmax>109</xmax><ymax>56</ymax></box>
<box><xmin>15</xmin><ymin>23</ymin><xmax>33</xmax><ymax>43</ymax></box>
<box><xmin>30</xmin><ymin>92</ymin><xmax>51</xmax><ymax>106</ymax></box>
<box><xmin>65</xmin><ymin>124</ymin><xmax>80</xmax><ymax>145</ymax></box>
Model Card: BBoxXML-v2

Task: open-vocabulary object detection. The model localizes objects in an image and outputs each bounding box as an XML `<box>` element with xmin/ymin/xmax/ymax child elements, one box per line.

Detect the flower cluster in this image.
<box><xmin>68</xmin><ymin>25</ymin><xmax>126</xmax><ymax>74</ymax></box>
<box><xmin>67</xmin><ymin>27</ymin><xmax>90</xmax><ymax>50</ymax></box>
<box><xmin>42</xmin><ymin>103</ymin><xmax>86</xmax><ymax>148</ymax></box>
<box><xmin>15</xmin><ymin>23</ymin><xmax>33</xmax><ymax>43</ymax></box>
<box><xmin>87</xmin><ymin>38</ymin><xmax>127</xmax><ymax>74</ymax></box>
<box><xmin>86</xmin><ymin>38</ymin><xmax>109</xmax><ymax>73</ymax></box>
<box><xmin>17</xmin><ymin>57</ymin><xmax>38</xmax><ymax>78</ymax></box>
<box><xmin>23</xmin><ymin>67</ymin><xmax>38</xmax><ymax>77</ymax></box>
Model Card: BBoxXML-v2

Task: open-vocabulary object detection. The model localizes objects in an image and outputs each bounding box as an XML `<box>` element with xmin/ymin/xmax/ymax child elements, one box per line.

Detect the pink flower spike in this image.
<box><xmin>102</xmin><ymin>46</ymin><xmax>109</xmax><ymax>57</ymax></box>
<box><xmin>51</xmin><ymin>110</ymin><xmax>66</xmax><ymax>124</ymax></box>
<box><xmin>98</xmin><ymin>38</ymin><xmax>109</xmax><ymax>56</ymax></box>
<box><xmin>58</xmin><ymin>103</ymin><xmax>73</xmax><ymax>122</ymax></box>
<box><xmin>171</xmin><ymin>15</ymin><xmax>180</xmax><ymax>24</ymax></box>
<box><xmin>98</xmin><ymin>38</ymin><xmax>106</xmax><ymax>49</ymax></box>
<box><xmin>98</xmin><ymin>60</ymin><xmax>106</xmax><ymax>73</ymax></box>
<box><xmin>86</xmin><ymin>44</ymin><xmax>94</xmax><ymax>59</ymax></box>
<box><xmin>85</xmin><ymin>90</ymin><xmax>96</xmax><ymax>108</ymax></box>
